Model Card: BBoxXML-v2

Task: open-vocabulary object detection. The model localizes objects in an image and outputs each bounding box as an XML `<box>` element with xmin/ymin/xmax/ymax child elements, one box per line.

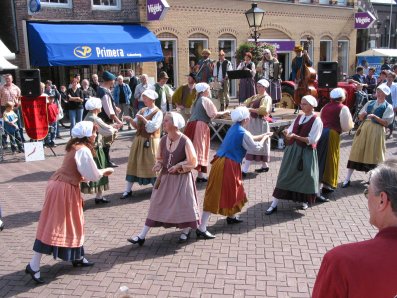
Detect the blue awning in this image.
<box><xmin>27</xmin><ymin>22</ymin><xmax>163</xmax><ymax>66</ymax></box>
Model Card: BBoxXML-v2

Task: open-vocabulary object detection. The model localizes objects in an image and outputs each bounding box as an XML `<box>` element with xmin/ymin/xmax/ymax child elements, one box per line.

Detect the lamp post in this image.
<box><xmin>244</xmin><ymin>3</ymin><xmax>265</xmax><ymax>45</ymax></box>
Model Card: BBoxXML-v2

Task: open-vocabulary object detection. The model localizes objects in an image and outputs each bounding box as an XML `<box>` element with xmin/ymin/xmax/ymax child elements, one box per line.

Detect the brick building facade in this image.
<box><xmin>0</xmin><ymin>0</ymin><xmax>357</xmax><ymax>90</ymax></box>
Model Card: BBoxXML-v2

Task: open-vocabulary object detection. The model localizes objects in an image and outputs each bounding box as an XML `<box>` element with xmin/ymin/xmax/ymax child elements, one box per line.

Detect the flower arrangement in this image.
<box><xmin>235</xmin><ymin>42</ymin><xmax>277</xmax><ymax>64</ymax></box>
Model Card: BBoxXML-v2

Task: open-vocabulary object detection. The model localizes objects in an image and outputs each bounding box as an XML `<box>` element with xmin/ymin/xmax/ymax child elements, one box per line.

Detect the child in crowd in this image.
<box><xmin>3</xmin><ymin>102</ymin><xmax>24</xmax><ymax>153</ymax></box>
<box><xmin>45</xmin><ymin>95</ymin><xmax>59</xmax><ymax>147</ymax></box>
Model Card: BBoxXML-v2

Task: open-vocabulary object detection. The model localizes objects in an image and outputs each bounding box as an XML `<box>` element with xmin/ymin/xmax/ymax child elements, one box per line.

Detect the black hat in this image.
<box><xmin>187</xmin><ymin>72</ymin><xmax>196</xmax><ymax>82</ymax></box>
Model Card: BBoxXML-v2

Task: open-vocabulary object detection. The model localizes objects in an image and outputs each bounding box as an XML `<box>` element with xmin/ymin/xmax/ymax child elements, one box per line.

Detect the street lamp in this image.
<box><xmin>244</xmin><ymin>3</ymin><xmax>265</xmax><ymax>44</ymax></box>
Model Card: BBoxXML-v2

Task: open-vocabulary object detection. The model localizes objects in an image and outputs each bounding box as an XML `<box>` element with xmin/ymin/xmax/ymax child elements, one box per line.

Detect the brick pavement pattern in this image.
<box><xmin>0</xmin><ymin>127</ymin><xmax>396</xmax><ymax>297</ymax></box>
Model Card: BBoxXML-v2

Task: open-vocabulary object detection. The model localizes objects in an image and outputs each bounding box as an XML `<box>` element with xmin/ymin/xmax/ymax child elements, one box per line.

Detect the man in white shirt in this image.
<box><xmin>213</xmin><ymin>50</ymin><xmax>233</xmax><ymax>111</ymax></box>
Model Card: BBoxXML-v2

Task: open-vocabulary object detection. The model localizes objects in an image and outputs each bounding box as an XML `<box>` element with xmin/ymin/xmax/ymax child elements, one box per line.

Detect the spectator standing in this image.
<box><xmin>44</xmin><ymin>94</ymin><xmax>59</xmax><ymax>148</ymax></box>
<box><xmin>81</xmin><ymin>79</ymin><xmax>96</xmax><ymax>118</ymax></box>
<box><xmin>134</xmin><ymin>74</ymin><xmax>155</xmax><ymax>112</ymax></box>
<box><xmin>91</xmin><ymin>74</ymin><xmax>100</xmax><ymax>93</ymax></box>
<box><xmin>313</xmin><ymin>159</ymin><xmax>397</xmax><ymax>298</ymax></box>
<box><xmin>113</xmin><ymin>75</ymin><xmax>132</xmax><ymax>130</ymax></box>
<box><xmin>154</xmin><ymin>71</ymin><xmax>174</xmax><ymax>113</ymax></box>
<box><xmin>66</xmin><ymin>79</ymin><xmax>84</xmax><ymax>133</ymax></box>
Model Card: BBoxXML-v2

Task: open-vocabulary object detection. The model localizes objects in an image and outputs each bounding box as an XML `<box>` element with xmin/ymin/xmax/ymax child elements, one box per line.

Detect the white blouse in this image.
<box><xmin>287</xmin><ymin>113</ymin><xmax>323</xmax><ymax>145</ymax></box>
<box><xmin>242</xmin><ymin>130</ymin><xmax>265</xmax><ymax>152</ymax></box>
<box><xmin>74</xmin><ymin>147</ymin><xmax>103</xmax><ymax>182</ymax></box>
<box><xmin>133</xmin><ymin>107</ymin><xmax>164</xmax><ymax>133</ymax></box>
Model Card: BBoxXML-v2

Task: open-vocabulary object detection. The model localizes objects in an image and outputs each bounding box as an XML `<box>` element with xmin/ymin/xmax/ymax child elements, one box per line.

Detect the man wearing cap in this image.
<box><xmin>313</xmin><ymin>159</ymin><xmax>397</xmax><ymax>297</ymax></box>
<box><xmin>242</xmin><ymin>79</ymin><xmax>273</xmax><ymax>175</ymax></box>
<box><xmin>317</xmin><ymin>88</ymin><xmax>353</xmax><ymax>196</ymax></box>
<box><xmin>266</xmin><ymin>95</ymin><xmax>323</xmax><ymax>215</ymax></box>
<box><xmin>171</xmin><ymin>73</ymin><xmax>197</xmax><ymax>122</ymax></box>
<box><xmin>290</xmin><ymin>45</ymin><xmax>313</xmax><ymax>113</ymax></box>
<box><xmin>96</xmin><ymin>71</ymin><xmax>123</xmax><ymax>168</ymax></box>
<box><xmin>194</xmin><ymin>49</ymin><xmax>214</xmax><ymax>84</ymax></box>
<box><xmin>343</xmin><ymin>84</ymin><xmax>394</xmax><ymax>187</ymax></box>
<box><xmin>121</xmin><ymin>89</ymin><xmax>163</xmax><ymax>199</ymax></box>
<box><xmin>213</xmin><ymin>50</ymin><xmax>233</xmax><ymax>111</ymax></box>
<box><xmin>154</xmin><ymin>71</ymin><xmax>174</xmax><ymax>113</ymax></box>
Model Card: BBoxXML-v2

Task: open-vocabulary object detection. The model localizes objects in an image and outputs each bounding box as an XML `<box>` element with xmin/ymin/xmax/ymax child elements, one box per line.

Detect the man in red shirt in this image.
<box><xmin>44</xmin><ymin>94</ymin><xmax>59</xmax><ymax>147</ymax></box>
<box><xmin>312</xmin><ymin>159</ymin><xmax>397</xmax><ymax>298</ymax></box>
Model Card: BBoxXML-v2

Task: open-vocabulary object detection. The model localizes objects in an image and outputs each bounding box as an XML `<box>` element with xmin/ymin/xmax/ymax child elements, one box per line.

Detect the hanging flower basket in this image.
<box><xmin>235</xmin><ymin>42</ymin><xmax>277</xmax><ymax>64</ymax></box>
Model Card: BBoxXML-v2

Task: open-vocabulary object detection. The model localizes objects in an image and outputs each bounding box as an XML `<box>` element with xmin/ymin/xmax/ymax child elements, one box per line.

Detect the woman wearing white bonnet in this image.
<box><xmin>26</xmin><ymin>121</ymin><xmax>114</xmax><ymax>283</ymax></box>
<box><xmin>120</xmin><ymin>89</ymin><xmax>163</xmax><ymax>199</ymax></box>
<box><xmin>342</xmin><ymin>84</ymin><xmax>394</xmax><ymax>188</ymax></box>
<box><xmin>184</xmin><ymin>82</ymin><xmax>229</xmax><ymax>183</ymax></box>
<box><xmin>266</xmin><ymin>95</ymin><xmax>323</xmax><ymax>215</ymax></box>
<box><xmin>80</xmin><ymin>97</ymin><xmax>119</xmax><ymax>204</ymax></box>
<box><xmin>242</xmin><ymin>78</ymin><xmax>273</xmax><ymax>176</ymax></box>
<box><xmin>316</xmin><ymin>88</ymin><xmax>353</xmax><ymax>197</ymax></box>
<box><xmin>128</xmin><ymin>111</ymin><xmax>200</xmax><ymax>244</ymax></box>
<box><xmin>197</xmin><ymin>106</ymin><xmax>272</xmax><ymax>239</ymax></box>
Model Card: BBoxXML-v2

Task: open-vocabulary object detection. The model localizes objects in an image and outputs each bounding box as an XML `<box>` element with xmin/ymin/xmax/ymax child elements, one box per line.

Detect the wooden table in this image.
<box><xmin>210</xmin><ymin>108</ymin><xmax>299</xmax><ymax>142</ymax></box>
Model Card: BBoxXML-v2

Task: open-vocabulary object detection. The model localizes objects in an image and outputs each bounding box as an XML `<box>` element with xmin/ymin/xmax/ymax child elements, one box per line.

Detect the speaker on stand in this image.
<box><xmin>20</xmin><ymin>69</ymin><xmax>41</xmax><ymax>97</ymax></box>
<box><xmin>317</xmin><ymin>62</ymin><xmax>338</xmax><ymax>88</ymax></box>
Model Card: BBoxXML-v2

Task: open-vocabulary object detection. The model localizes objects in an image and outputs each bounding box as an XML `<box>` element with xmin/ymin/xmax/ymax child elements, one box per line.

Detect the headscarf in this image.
<box><xmin>85</xmin><ymin>97</ymin><xmax>102</xmax><ymax>111</ymax></box>
<box><xmin>195</xmin><ymin>82</ymin><xmax>210</xmax><ymax>93</ymax></box>
<box><xmin>169</xmin><ymin>112</ymin><xmax>186</xmax><ymax>129</ymax></box>
<box><xmin>142</xmin><ymin>89</ymin><xmax>159</xmax><ymax>100</ymax></box>
<box><xmin>257</xmin><ymin>79</ymin><xmax>270</xmax><ymax>88</ymax></box>
<box><xmin>302</xmin><ymin>95</ymin><xmax>318</xmax><ymax>107</ymax></box>
<box><xmin>71</xmin><ymin>121</ymin><xmax>94</xmax><ymax>138</ymax></box>
<box><xmin>330</xmin><ymin>88</ymin><xmax>346</xmax><ymax>101</ymax></box>
<box><xmin>377</xmin><ymin>84</ymin><xmax>391</xmax><ymax>96</ymax></box>
<box><xmin>231</xmin><ymin>106</ymin><xmax>250</xmax><ymax>123</ymax></box>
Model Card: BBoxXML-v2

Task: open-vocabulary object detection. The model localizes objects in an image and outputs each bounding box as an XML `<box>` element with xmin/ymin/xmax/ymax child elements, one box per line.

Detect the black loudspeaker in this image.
<box><xmin>317</xmin><ymin>62</ymin><xmax>338</xmax><ymax>88</ymax></box>
<box><xmin>20</xmin><ymin>69</ymin><xmax>41</xmax><ymax>97</ymax></box>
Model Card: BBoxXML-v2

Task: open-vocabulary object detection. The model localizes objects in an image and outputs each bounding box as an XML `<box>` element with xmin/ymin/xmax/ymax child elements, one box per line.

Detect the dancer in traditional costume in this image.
<box><xmin>342</xmin><ymin>84</ymin><xmax>394</xmax><ymax>187</ymax></box>
<box><xmin>120</xmin><ymin>89</ymin><xmax>163</xmax><ymax>199</ymax></box>
<box><xmin>184</xmin><ymin>83</ymin><xmax>228</xmax><ymax>183</ymax></box>
<box><xmin>127</xmin><ymin>112</ymin><xmax>200</xmax><ymax>245</ymax></box>
<box><xmin>317</xmin><ymin>88</ymin><xmax>353</xmax><ymax>196</ymax></box>
<box><xmin>25</xmin><ymin>122</ymin><xmax>114</xmax><ymax>284</ymax></box>
<box><xmin>242</xmin><ymin>79</ymin><xmax>272</xmax><ymax>176</ymax></box>
<box><xmin>265</xmin><ymin>95</ymin><xmax>323</xmax><ymax>215</ymax></box>
<box><xmin>197</xmin><ymin>107</ymin><xmax>272</xmax><ymax>239</ymax></box>
<box><xmin>81</xmin><ymin>97</ymin><xmax>119</xmax><ymax>204</ymax></box>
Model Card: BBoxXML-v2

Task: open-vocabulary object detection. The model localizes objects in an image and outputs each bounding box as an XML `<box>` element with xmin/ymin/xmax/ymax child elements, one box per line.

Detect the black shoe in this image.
<box><xmin>316</xmin><ymin>195</ymin><xmax>330</xmax><ymax>203</ymax></box>
<box><xmin>294</xmin><ymin>109</ymin><xmax>299</xmax><ymax>114</ymax></box>
<box><xmin>106</xmin><ymin>161</ymin><xmax>118</xmax><ymax>168</ymax></box>
<box><xmin>25</xmin><ymin>264</ymin><xmax>44</xmax><ymax>284</ymax></box>
<box><xmin>120</xmin><ymin>191</ymin><xmax>132</xmax><ymax>200</ymax></box>
<box><xmin>196</xmin><ymin>229</ymin><xmax>215</xmax><ymax>239</ymax></box>
<box><xmin>196</xmin><ymin>177</ymin><xmax>208</xmax><ymax>183</ymax></box>
<box><xmin>95</xmin><ymin>197</ymin><xmax>110</xmax><ymax>204</ymax></box>
<box><xmin>226</xmin><ymin>217</ymin><xmax>243</xmax><ymax>224</ymax></box>
<box><xmin>127</xmin><ymin>236</ymin><xmax>145</xmax><ymax>246</ymax></box>
<box><xmin>265</xmin><ymin>206</ymin><xmax>277</xmax><ymax>215</ymax></box>
<box><xmin>321</xmin><ymin>187</ymin><xmax>335</xmax><ymax>194</ymax></box>
<box><xmin>255</xmin><ymin>167</ymin><xmax>269</xmax><ymax>173</ymax></box>
<box><xmin>242</xmin><ymin>172</ymin><xmax>247</xmax><ymax>178</ymax></box>
<box><xmin>341</xmin><ymin>181</ymin><xmax>350</xmax><ymax>188</ymax></box>
<box><xmin>178</xmin><ymin>230</ymin><xmax>191</xmax><ymax>243</ymax></box>
<box><xmin>72</xmin><ymin>258</ymin><xmax>95</xmax><ymax>267</ymax></box>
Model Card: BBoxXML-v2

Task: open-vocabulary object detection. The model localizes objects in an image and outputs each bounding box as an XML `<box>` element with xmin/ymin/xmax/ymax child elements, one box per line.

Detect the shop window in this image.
<box><xmin>157</xmin><ymin>39</ymin><xmax>177</xmax><ymax>87</ymax></box>
<box><xmin>188</xmin><ymin>38</ymin><xmax>209</xmax><ymax>73</ymax></box>
<box><xmin>320</xmin><ymin>40</ymin><xmax>332</xmax><ymax>61</ymax></box>
<box><xmin>218</xmin><ymin>38</ymin><xmax>237</xmax><ymax>97</ymax></box>
<box><xmin>92</xmin><ymin>0</ymin><xmax>120</xmax><ymax>10</ymax></box>
<box><xmin>337</xmin><ymin>40</ymin><xmax>349</xmax><ymax>80</ymax></box>
<box><xmin>299</xmin><ymin>0</ymin><xmax>312</xmax><ymax>3</ymax></box>
<box><xmin>319</xmin><ymin>0</ymin><xmax>330</xmax><ymax>4</ymax></box>
<box><xmin>337</xmin><ymin>0</ymin><xmax>347</xmax><ymax>6</ymax></box>
<box><xmin>40</xmin><ymin>0</ymin><xmax>71</xmax><ymax>8</ymax></box>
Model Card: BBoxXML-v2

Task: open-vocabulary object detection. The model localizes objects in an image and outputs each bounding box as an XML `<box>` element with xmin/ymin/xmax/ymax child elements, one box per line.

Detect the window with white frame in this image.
<box><xmin>320</xmin><ymin>40</ymin><xmax>332</xmax><ymax>61</ymax></box>
<box><xmin>40</xmin><ymin>0</ymin><xmax>71</xmax><ymax>8</ymax></box>
<box><xmin>158</xmin><ymin>33</ymin><xmax>178</xmax><ymax>87</ymax></box>
<box><xmin>92</xmin><ymin>0</ymin><xmax>120</xmax><ymax>10</ymax></box>
<box><xmin>337</xmin><ymin>40</ymin><xmax>349</xmax><ymax>80</ymax></box>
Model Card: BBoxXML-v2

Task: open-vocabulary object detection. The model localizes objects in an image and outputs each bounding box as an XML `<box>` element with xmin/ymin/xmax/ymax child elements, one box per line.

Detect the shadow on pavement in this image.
<box><xmin>0</xmin><ymin>171</ymin><xmax>54</xmax><ymax>184</ymax></box>
<box><xmin>1</xmin><ymin>211</ymin><xmax>40</xmax><ymax>230</ymax></box>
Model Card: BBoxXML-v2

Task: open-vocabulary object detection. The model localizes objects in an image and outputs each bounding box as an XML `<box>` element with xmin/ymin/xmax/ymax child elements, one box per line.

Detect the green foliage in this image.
<box><xmin>235</xmin><ymin>42</ymin><xmax>277</xmax><ymax>64</ymax></box>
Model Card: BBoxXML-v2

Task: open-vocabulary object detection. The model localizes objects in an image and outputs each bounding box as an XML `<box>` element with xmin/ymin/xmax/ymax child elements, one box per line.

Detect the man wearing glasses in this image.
<box><xmin>313</xmin><ymin>159</ymin><xmax>397</xmax><ymax>297</ymax></box>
